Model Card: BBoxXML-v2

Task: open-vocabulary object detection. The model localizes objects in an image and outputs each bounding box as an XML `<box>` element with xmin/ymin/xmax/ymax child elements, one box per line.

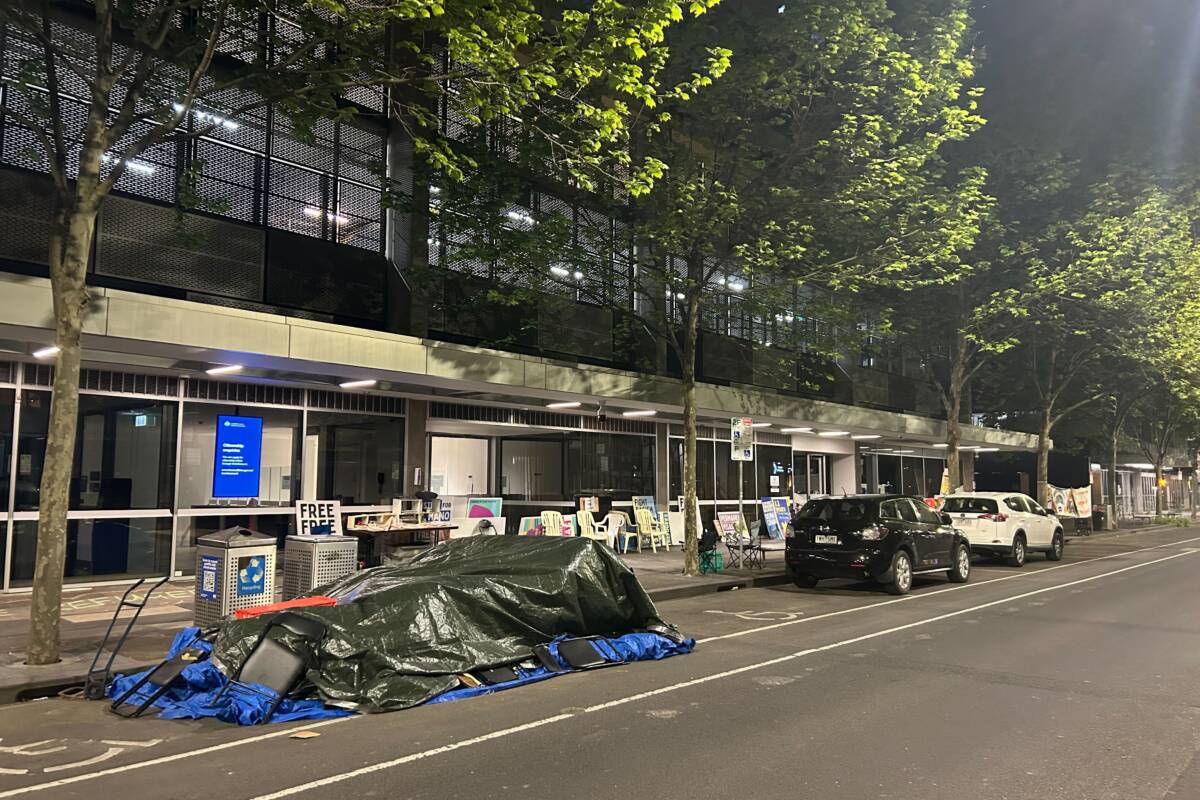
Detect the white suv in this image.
<box><xmin>940</xmin><ymin>492</ymin><xmax>1064</xmax><ymax>567</ymax></box>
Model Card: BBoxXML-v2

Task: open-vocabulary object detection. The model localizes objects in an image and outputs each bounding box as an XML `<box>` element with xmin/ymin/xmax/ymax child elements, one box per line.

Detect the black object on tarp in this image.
<box><xmin>211</xmin><ymin>536</ymin><xmax>684</xmax><ymax>712</ymax></box>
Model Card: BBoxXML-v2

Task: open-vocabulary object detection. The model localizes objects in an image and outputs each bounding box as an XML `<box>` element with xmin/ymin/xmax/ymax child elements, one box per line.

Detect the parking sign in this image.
<box><xmin>731</xmin><ymin>417</ymin><xmax>753</xmax><ymax>461</ymax></box>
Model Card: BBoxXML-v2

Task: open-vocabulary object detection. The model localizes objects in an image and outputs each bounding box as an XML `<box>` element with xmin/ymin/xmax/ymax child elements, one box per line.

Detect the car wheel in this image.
<box><xmin>1007</xmin><ymin>533</ymin><xmax>1027</xmax><ymax>567</ymax></box>
<box><xmin>886</xmin><ymin>550</ymin><xmax>913</xmax><ymax>595</ymax></box>
<box><xmin>792</xmin><ymin>573</ymin><xmax>819</xmax><ymax>589</ymax></box>
<box><xmin>947</xmin><ymin>543</ymin><xmax>971</xmax><ymax>583</ymax></box>
<box><xmin>1046</xmin><ymin>530</ymin><xmax>1064</xmax><ymax>561</ymax></box>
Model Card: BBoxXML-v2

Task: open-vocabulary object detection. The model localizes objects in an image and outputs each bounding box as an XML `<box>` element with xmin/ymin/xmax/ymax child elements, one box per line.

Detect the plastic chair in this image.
<box><xmin>576</xmin><ymin>509</ymin><xmax>609</xmax><ymax>545</ymax></box>
<box><xmin>209</xmin><ymin>611</ymin><xmax>326</xmax><ymax>724</ymax></box>
<box><xmin>633</xmin><ymin>508</ymin><xmax>670</xmax><ymax>553</ymax></box>
<box><xmin>540</xmin><ymin>510</ymin><xmax>565</xmax><ymax>537</ymax></box>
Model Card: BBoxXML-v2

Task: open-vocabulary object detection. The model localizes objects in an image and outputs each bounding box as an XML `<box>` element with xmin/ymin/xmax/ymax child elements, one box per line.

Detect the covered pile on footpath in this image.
<box><xmin>109</xmin><ymin>537</ymin><xmax>694</xmax><ymax>723</ymax></box>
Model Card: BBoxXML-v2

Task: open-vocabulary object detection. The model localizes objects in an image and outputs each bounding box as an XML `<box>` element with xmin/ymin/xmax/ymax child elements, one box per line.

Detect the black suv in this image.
<box><xmin>785</xmin><ymin>495</ymin><xmax>972</xmax><ymax>595</ymax></box>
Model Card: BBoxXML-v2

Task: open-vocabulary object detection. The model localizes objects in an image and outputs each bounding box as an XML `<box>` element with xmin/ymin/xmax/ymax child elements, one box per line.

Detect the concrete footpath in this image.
<box><xmin>0</xmin><ymin>546</ymin><xmax>787</xmax><ymax>703</ymax></box>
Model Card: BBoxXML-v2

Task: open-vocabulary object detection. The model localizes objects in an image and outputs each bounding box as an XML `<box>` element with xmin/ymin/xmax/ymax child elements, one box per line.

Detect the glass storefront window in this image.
<box><xmin>72</xmin><ymin>395</ymin><xmax>176</xmax><ymax>510</ymax></box>
<box><xmin>924</xmin><ymin>458</ymin><xmax>946</xmax><ymax>496</ymax></box>
<box><xmin>901</xmin><ymin>457</ymin><xmax>924</xmax><ymax>496</ymax></box>
<box><xmin>669</xmin><ymin>438</ymin><xmax>715</xmax><ymax>501</ymax></box>
<box><xmin>756</xmin><ymin>445</ymin><xmax>792</xmax><ymax>499</ymax></box>
<box><xmin>877</xmin><ymin>455</ymin><xmax>900</xmax><ymax>494</ymax></box>
<box><xmin>0</xmin><ymin>389</ymin><xmax>12</xmax><ymax>506</ymax></box>
<box><xmin>177</xmin><ymin>404</ymin><xmax>301</xmax><ymax>509</ymax></box>
<box><xmin>9</xmin><ymin>518</ymin><xmax>172</xmax><ymax>586</ymax></box>
<box><xmin>306</xmin><ymin>411</ymin><xmax>404</xmax><ymax>505</ymax></box>
<box><xmin>566</xmin><ymin>433</ymin><xmax>655</xmax><ymax>498</ymax></box>
<box><xmin>500</xmin><ymin>436</ymin><xmax>564</xmax><ymax>501</ymax></box>
<box><xmin>15</xmin><ymin>390</ymin><xmax>49</xmax><ymax>511</ymax></box>
<box><xmin>429</xmin><ymin>436</ymin><xmax>489</xmax><ymax>496</ymax></box>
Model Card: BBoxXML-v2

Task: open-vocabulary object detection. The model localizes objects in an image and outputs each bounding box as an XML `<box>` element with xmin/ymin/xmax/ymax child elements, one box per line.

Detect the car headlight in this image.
<box><xmin>858</xmin><ymin>525</ymin><xmax>888</xmax><ymax>541</ymax></box>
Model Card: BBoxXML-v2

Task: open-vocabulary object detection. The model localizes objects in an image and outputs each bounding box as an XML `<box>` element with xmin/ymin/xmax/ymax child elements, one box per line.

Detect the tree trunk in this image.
<box><xmin>945</xmin><ymin>397</ymin><xmax>961</xmax><ymax>495</ymax></box>
<box><xmin>1037</xmin><ymin>406</ymin><xmax>1052</xmax><ymax>507</ymax></box>
<box><xmin>1108</xmin><ymin>428</ymin><xmax>1120</xmax><ymax>528</ymax></box>
<box><xmin>680</xmin><ymin>295</ymin><xmax>700</xmax><ymax>577</ymax></box>
<box><xmin>26</xmin><ymin>207</ymin><xmax>95</xmax><ymax>665</ymax></box>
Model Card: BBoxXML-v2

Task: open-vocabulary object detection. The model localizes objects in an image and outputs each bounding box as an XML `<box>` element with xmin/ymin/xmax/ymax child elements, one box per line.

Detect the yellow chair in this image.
<box><xmin>539</xmin><ymin>510</ymin><xmax>564</xmax><ymax>537</ymax></box>
<box><xmin>576</xmin><ymin>509</ymin><xmax>609</xmax><ymax>545</ymax></box>
<box><xmin>633</xmin><ymin>508</ymin><xmax>670</xmax><ymax>553</ymax></box>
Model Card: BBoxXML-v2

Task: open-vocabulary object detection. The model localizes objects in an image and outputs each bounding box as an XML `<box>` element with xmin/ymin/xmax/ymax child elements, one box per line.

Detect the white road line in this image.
<box><xmin>2</xmin><ymin>532</ymin><xmax>1196</xmax><ymax>799</ymax></box>
<box><xmin>697</xmin><ymin>533</ymin><xmax>1200</xmax><ymax>644</ymax></box>
<box><xmin>0</xmin><ymin>718</ymin><xmax>351</xmax><ymax>798</ymax></box>
<box><xmin>245</xmin><ymin>547</ymin><xmax>1197</xmax><ymax>800</ymax></box>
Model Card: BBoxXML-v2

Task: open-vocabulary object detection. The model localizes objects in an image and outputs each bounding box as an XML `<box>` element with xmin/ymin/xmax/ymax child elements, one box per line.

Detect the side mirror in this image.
<box><xmin>939</xmin><ymin>512</ymin><xmax>952</xmax><ymax>526</ymax></box>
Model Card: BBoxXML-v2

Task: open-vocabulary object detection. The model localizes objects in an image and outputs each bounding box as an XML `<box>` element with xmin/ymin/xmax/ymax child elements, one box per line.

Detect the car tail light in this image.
<box><xmin>858</xmin><ymin>525</ymin><xmax>888</xmax><ymax>541</ymax></box>
<box><xmin>980</xmin><ymin>513</ymin><xmax>1008</xmax><ymax>522</ymax></box>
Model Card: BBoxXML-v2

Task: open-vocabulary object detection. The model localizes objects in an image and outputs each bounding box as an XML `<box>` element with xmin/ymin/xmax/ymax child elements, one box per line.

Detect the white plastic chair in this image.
<box><xmin>576</xmin><ymin>509</ymin><xmax>609</xmax><ymax>545</ymax></box>
<box><xmin>633</xmin><ymin>508</ymin><xmax>670</xmax><ymax>553</ymax></box>
<box><xmin>539</xmin><ymin>510</ymin><xmax>564</xmax><ymax>537</ymax></box>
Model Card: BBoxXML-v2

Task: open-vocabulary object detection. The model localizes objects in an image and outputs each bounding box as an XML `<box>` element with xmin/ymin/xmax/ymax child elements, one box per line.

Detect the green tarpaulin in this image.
<box><xmin>212</xmin><ymin>536</ymin><xmax>684</xmax><ymax>712</ymax></box>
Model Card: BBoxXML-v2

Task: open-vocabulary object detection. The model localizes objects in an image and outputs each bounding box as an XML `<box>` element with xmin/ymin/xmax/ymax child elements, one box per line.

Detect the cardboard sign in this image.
<box><xmin>632</xmin><ymin>495</ymin><xmax>659</xmax><ymax>517</ymax></box>
<box><xmin>760</xmin><ymin>498</ymin><xmax>784</xmax><ymax>540</ymax></box>
<box><xmin>466</xmin><ymin>497</ymin><xmax>503</xmax><ymax>518</ymax></box>
<box><xmin>295</xmin><ymin>500</ymin><xmax>343</xmax><ymax>536</ymax></box>
<box><xmin>716</xmin><ymin>510</ymin><xmax>749</xmax><ymax>540</ymax></box>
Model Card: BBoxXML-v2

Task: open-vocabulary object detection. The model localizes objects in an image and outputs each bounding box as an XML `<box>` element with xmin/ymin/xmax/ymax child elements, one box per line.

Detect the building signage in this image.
<box><xmin>212</xmin><ymin>415</ymin><xmax>263</xmax><ymax>498</ymax></box>
<box><xmin>731</xmin><ymin>417</ymin><xmax>753</xmax><ymax>461</ymax></box>
<box><xmin>198</xmin><ymin>555</ymin><xmax>219</xmax><ymax>601</ymax></box>
<box><xmin>296</xmin><ymin>500</ymin><xmax>343</xmax><ymax>535</ymax></box>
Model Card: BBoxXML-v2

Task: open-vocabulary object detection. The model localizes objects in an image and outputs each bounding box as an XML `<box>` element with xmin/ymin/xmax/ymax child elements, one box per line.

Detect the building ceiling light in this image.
<box><xmin>547</xmin><ymin>401</ymin><xmax>582</xmax><ymax>409</ymax></box>
<box><xmin>851</xmin><ymin>434</ymin><xmax>882</xmax><ymax>440</ymax></box>
<box><xmin>781</xmin><ymin>427</ymin><xmax>814</xmax><ymax>433</ymax></box>
<box><xmin>573</xmin><ymin>271</ymin><xmax>583</xmax><ymax>280</ymax></box>
<box><xmin>550</xmin><ymin>266</ymin><xmax>570</xmax><ymax>277</ymax></box>
<box><xmin>817</xmin><ymin>431</ymin><xmax>850</xmax><ymax>437</ymax></box>
<box><xmin>932</xmin><ymin>443</ymin><xmax>950</xmax><ymax>449</ymax></box>
<box><xmin>894</xmin><ymin>449</ymin><xmax>915</xmax><ymax>454</ymax></box>
<box><xmin>622</xmin><ymin>409</ymin><xmax>657</xmax><ymax>417</ymax></box>
<box><xmin>205</xmin><ymin>364</ymin><xmax>242</xmax><ymax>375</ymax></box>
<box><xmin>750</xmin><ymin>422</ymin><xmax>772</xmax><ymax>428</ymax></box>
<box><xmin>975</xmin><ymin>447</ymin><xmax>999</xmax><ymax>453</ymax></box>
<box><xmin>339</xmin><ymin>379</ymin><xmax>377</xmax><ymax>389</ymax></box>
<box><xmin>32</xmin><ymin>346</ymin><xmax>60</xmax><ymax>359</ymax></box>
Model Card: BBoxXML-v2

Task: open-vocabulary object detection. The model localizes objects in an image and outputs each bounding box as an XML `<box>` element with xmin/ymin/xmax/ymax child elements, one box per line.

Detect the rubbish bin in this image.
<box><xmin>282</xmin><ymin>535</ymin><xmax>359</xmax><ymax>600</ymax></box>
<box><xmin>194</xmin><ymin>527</ymin><xmax>278</xmax><ymax>627</ymax></box>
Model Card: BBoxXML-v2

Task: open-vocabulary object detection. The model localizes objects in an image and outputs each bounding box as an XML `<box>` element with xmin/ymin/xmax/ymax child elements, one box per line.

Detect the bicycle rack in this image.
<box><xmin>82</xmin><ymin>575</ymin><xmax>172</xmax><ymax>700</ymax></box>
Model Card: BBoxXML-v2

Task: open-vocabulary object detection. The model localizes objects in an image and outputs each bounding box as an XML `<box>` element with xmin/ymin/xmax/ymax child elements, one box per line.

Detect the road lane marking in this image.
<box><xmin>696</xmin><ymin>533</ymin><xmax>1200</xmax><ymax>644</ymax></box>
<box><xmin>245</xmin><ymin>547</ymin><xmax>1198</xmax><ymax>800</ymax></box>
<box><xmin>2</xmin><ymin>532</ymin><xmax>1197</xmax><ymax>799</ymax></box>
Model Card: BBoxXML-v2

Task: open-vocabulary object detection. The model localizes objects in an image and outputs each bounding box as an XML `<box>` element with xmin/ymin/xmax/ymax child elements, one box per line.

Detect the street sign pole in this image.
<box><xmin>731</xmin><ymin>416</ymin><xmax>753</xmax><ymax>567</ymax></box>
<box><xmin>738</xmin><ymin>459</ymin><xmax>744</xmax><ymax>566</ymax></box>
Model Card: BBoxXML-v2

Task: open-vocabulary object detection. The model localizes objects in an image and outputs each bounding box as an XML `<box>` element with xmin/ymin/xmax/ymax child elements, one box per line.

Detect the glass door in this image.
<box><xmin>807</xmin><ymin>454</ymin><xmax>828</xmax><ymax>496</ymax></box>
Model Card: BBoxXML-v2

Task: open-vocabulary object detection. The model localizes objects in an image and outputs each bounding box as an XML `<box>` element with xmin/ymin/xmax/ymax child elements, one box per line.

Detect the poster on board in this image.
<box><xmin>716</xmin><ymin>510</ymin><xmax>749</xmax><ymax>541</ymax></box>
<box><xmin>466</xmin><ymin>497</ymin><xmax>503</xmax><ymax>518</ymax></box>
<box><xmin>760</xmin><ymin>498</ymin><xmax>784</xmax><ymax>540</ymax></box>
<box><xmin>632</xmin><ymin>495</ymin><xmax>659</xmax><ymax>517</ymax></box>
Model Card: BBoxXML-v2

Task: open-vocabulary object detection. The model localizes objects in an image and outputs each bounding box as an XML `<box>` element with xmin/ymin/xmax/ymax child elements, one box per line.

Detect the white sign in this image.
<box><xmin>731</xmin><ymin>416</ymin><xmax>754</xmax><ymax>461</ymax></box>
<box><xmin>295</xmin><ymin>500</ymin><xmax>343</xmax><ymax>536</ymax></box>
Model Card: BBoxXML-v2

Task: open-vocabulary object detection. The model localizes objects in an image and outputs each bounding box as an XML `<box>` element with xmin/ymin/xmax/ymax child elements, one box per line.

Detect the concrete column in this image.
<box><xmin>405</xmin><ymin>399</ymin><xmax>429</xmax><ymax>495</ymax></box>
<box><xmin>655</xmin><ymin>422</ymin><xmax>670</xmax><ymax>504</ymax></box>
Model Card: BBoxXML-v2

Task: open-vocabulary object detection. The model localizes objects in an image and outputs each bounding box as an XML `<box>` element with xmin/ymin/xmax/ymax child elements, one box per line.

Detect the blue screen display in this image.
<box><xmin>212</xmin><ymin>415</ymin><xmax>263</xmax><ymax>498</ymax></box>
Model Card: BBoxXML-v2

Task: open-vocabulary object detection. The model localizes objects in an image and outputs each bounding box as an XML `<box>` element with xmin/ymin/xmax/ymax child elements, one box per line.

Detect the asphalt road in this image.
<box><xmin>2</xmin><ymin>528</ymin><xmax>1200</xmax><ymax>800</ymax></box>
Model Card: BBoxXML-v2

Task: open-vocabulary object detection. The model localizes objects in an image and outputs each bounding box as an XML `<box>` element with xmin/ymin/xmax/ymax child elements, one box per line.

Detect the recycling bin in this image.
<box><xmin>282</xmin><ymin>535</ymin><xmax>359</xmax><ymax>600</ymax></box>
<box><xmin>194</xmin><ymin>527</ymin><xmax>277</xmax><ymax>627</ymax></box>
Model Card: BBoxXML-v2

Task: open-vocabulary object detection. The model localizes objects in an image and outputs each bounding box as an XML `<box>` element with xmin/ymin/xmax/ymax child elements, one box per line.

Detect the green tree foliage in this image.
<box><xmin>0</xmin><ymin>0</ymin><xmax>720</xmax><ymax>665</ymax></box>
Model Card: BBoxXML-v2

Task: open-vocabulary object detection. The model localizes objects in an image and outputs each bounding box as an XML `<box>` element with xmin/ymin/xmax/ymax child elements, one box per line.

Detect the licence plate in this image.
<box><xmin>814</xmin><ymin>534</ymin><xmax>839</xmax><ymax>545</ymax></box>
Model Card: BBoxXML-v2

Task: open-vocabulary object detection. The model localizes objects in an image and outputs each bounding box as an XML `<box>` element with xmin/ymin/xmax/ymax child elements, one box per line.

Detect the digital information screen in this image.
<box><xmin>212</xmin><ymin>415</ymin><xmax>263</xmax><ymax>498</ymax></box>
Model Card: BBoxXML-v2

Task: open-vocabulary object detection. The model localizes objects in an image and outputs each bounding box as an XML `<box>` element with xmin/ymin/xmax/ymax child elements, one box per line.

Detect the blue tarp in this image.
<box><xmin>109</xmin><ymin>627</ymin><xmax>694</xmax><ymax>724</ymax></box>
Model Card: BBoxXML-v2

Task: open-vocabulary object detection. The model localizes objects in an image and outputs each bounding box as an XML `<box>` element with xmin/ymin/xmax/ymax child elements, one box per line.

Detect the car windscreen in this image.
<box><xmin>795</xmin><ymin>499</ymin><xmax>872</xmax><ymax>523</ymax></box>
<box><xmin>942</xmin><ymin>497</ymin><xmax>998</xmax><ymax>514</ymax></box>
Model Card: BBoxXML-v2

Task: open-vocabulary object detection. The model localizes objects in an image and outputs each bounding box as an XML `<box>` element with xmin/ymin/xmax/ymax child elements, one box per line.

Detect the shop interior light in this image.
<box><xmin>894</xmin><ymin>449</ymin><xmax>915</xmax><ymax>454</ymax></box>
<box><xmin>780</xmin><ymin>427</ymin><xmax>814</xmax><ymax>433</ymax></box>
<box><xmin>205</xmin><ymin>364</ymin><xmax>242</xmax><ymax>375</ymax></box>
<box><xmin>32</xmin><ymin>345</ymin><xmax>60</xmax><ymax>359</ymax></box>
<box><xmin>622</xmin><ymin>409</ymin><xmax>657</xmax><ymax>417</ymax></box>
<box><xmin>851</xmin><ymin>434</ymin><xmax>882</xmax><ymax>440</ymax></box>
<box><xmin>547</xmin><ymin>401</ymin><xmax>582</xmax><ymax>409</ymax></box>
<box><xmin>339</xmin><ymin>379</ymin><xmax>377</xmax><ymax>389</ymax></box>
<box><xmin>817</xmin><ymin>430</ymin><xmax>850</xmax><ymax>437</ymax></box>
